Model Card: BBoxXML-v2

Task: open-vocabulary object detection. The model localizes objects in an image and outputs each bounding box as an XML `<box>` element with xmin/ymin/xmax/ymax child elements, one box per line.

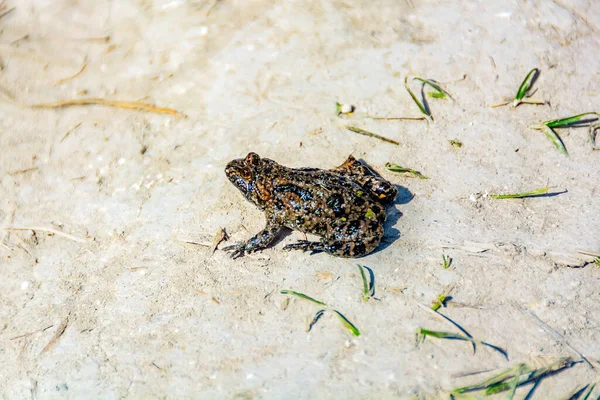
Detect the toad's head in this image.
<box><xmin>225</xmin><ymin>152</ymin><xmax>266</xmax><ymax>207</ymax></box>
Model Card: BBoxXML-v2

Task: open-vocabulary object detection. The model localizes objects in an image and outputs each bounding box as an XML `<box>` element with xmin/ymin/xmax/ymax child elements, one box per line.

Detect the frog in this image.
<box><xmin>223</xmin><ymin>152</ymin><xmax>398</xmax><ymax>258</ymax></box>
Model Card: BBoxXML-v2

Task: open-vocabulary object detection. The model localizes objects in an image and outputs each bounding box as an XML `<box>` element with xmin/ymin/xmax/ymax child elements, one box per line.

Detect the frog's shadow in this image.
<box><xmin>374</xmin><ymin>184</ymin><xmax>412</xmax><ymax>254</ymax></box>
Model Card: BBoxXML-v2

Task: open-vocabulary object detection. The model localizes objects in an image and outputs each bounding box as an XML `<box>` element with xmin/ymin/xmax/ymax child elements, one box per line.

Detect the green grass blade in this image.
<box><xmin>429</xmin><ymin>91</ymin><xmax>446</xmax><ymax>99</ymax></box>
<box><xmin>405</xmin><ymin>77</ymin><xmax>431</xmax><ymax>120</ymax></box>
<box><xmin>357</xmin><ymin>264</ymin><xmax>369</xmax><ymax>299</ymax></box>
<box><xmin>307</xmin><ymin>309</ymin><xmax>326</xmax><ymax>332</ymax></box>
<box><xmin>515</xmin><ymin>68</ymin><xmax>539</xmax><ymax>102</ymax></box>
<box><xmin>589</xmin><ymin>124</ymin><xmax>600</xmax><ymax>148</ymax></box>
<box><xmin>431</xmin><ymin>293</ymin><xmax>450</xmax><ymax>311</ymax></box>
<box><xmin>582</xmin><ymin>383</ymin><xmax>596</xmax><ymax>400</ymax></box>
<box><xmin>459</xmin><ymin>358</ymin><xmax>576</xmax><ymax>396</ymax></box>
<box><xmin>452</xmin><ymin>367</ymin><xmax>518</xmax><ymax>394</ymax></box>
<box><xmin>414</xmin><ymin>77</ymin><xmax>454</xmax><ymax>101</ymax></box>
<box><xmin>540</xmin><ymin>124</ymin><xmax>568</xmax><ymax>155</ymax></box>
<box><xmin>490</xmin><ymin>185</ymin><xmax>557</xmax><ymax>199</ymax></box>
<box><xmin>418</xmin><ymin>328</ymin><xmax>507</xmax><ymax>360</ymax></box>
<box><xmin>280</xmin><ymin>290</ymin><xmax>327</xmax><ymax>306</ymax></box>
<box><xmin>333</xmin><ymin>310</ymin><xmax>360</xmax><ymax>336</ymax></box>
<box><xmin>545</xmin><ymin>112</ymin><xmax>599</xmax><ymax>128</ymax></box>
<box><xmin>505</xmin><ymin>364</ymin><xmax>525</xmax><ymax>399</ymax></box>
<box><xmin>385</xmin><ymin>162</ymin><xmax>429</xmax><ymax>179</ymax></box>
<box><xmin>418</xmin><ymin>328</ymin><xmax>467</xmax><ymax>340</ymax></box>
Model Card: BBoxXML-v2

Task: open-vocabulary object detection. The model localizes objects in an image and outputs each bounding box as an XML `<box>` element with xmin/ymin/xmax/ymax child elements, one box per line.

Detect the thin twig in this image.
<box><xmin>30</xmin><ymin>98</ymin><xmax>187</xmax><ymax>118</ymax></box>
<box><xmin>60</xmin><ymin>122</ymin><xmax>82</xmax><ymax>142</ymax></box>
<box><xmin>41</xmin><ymin>317</ymin><xmax>69</xmax><ymax>354</ymax></box>
<box><xmin>345</xmin><ymin>125</ymin><xmax>400</xmax><ymax>145</ymax></box>
<box><xmin>55</xmin><ymin>63</ymin><xmax>88</xmax><ymax>85</ymax></box>
<box><xmin>2</xmin><ymin>226</ymin><xmax>86</xmax><ymax>243</ymax></box>
<box><xmin>10</xmin><ymin>325</ymin><xmax>54</xmax><ymax>340</ymax></box>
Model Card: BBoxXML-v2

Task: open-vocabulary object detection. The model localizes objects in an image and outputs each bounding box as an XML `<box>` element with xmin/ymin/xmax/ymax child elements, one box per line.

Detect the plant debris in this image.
<box><xmin>333</xmin><ymin>310</ymin><xmax>361</xmax><ymax>336</ymax></box>
<box><xmin>30</xmin><ymin>97</ymin><xmax>187</xmax><ymax>118</ymax></box>
<box><xmin>385</xmin><ymin>162</ymin><xmax>429</xmax><ymax>179</ymax></box>
<box><xmin>336</xmin><ymin>102</ymin><xmax>355</xmax><ymax>116</ymax></box>
<box><xmin>431</xmin><ymin>293</ymin><xmax>451</xmax><ymax>311</ymax></box>
<box><xmin>41</xmin><ymin>317</ymin><xmax>69</xmax><ymax>354</ymax></box>
<box><xmin>489</xmin><ymin>185</ymin><xmax>558</xmax><ymax>199</ymax></box>
<box><xmin>451</xmin><ymin>357</ymin><xmax>577</xmax><ymax>397</ymax></box>
<box><xmin>449</xmin><ymin>139</ymin><xmax>463</xmax><ymax>148</ymax></box>
<box><xmin>280</xmin><ymin>290</ymin><xmax>327</xmax><ymax>306</ymax></box>
<box><xmin>345</xmin><ymin>125</ymin><xmax>400</xmax><ymax>145</ymax></box>
<box><xmin>531</xmin><ymin>112</ymin><xmax>599</xmax><ymax>156</ymax></box>
<box><xmin>417</xmin><ymin>328</ymin><xmax>507</xmax><ymax>360</ymax></box>
<box><xmin>307</xmin><ymin>309</ymin><xmax>326</xmax><ymax>332</ymax></box>
<box><xmin>211</xmin><ymin>227</ymin><xmax>228</xmax><ymax>254</ymax></box>
<box><xmin>280</xmin><ymin>290</ymin><xmax>360</xmax><ymax>336</ymax></box>
<box><xmin>55</xmin><ymin>62</ymin><xmax>88</xmax><ymax>85</ymax></box>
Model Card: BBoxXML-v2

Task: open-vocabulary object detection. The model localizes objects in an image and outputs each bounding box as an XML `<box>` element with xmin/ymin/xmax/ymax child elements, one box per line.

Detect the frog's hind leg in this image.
<box><xmin>283</xmin><ymin>238</ymin><xmax>376</xmax><ymax>258</ymax></box>
<box><xmin>330</xmin><ymin>155</ymin><xmax>370</xmax><ymax>177</ymax></box>
<box><xmin>330</xmin><ymin>155</ymin><xmax>398</xmax><ymax>205</ymax></box>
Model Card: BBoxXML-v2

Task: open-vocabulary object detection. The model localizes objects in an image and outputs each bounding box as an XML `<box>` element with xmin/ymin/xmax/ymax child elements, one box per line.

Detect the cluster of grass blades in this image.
<box><xmin>357</xmin><ymin>264</ymin><xmax>375</xmax><ymax>302</ymax></box>
<box><xmin>531</xmin><ymin>112</ymin><xmax>599</xmax><ymax>156</ymax></box>
<box><xmin>404</xmin><ymin>76</ymin><xmax>454</xmax><ymax>122</ymax></box>
<box><xmin>280</xmin><ymin>290</ymin><xmax>360</xmax><ymax>336</ymax></box>
<box><xmin>442</xmin><ymin>255</ymin><xmax>453</xmax><ymax>270</ymax></box>
<box><xmin>449</xmin><ymin>357</ymin><xmax>581</xmax><ymax>399</ymax></box>
<box><xmin>417</xmin><ymin>328</ymin><xmax>507</xmax><ymax>361</ymax></box>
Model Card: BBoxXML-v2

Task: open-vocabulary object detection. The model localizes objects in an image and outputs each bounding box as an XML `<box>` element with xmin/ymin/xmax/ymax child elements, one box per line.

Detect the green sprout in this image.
<box><xmin>449</xmin><ymin>139</ymin><xmax>463</xmax><ymax>148</ymax></box>
<box><xmin>442</xmin><ymin>255</ymin><xmax>453</xmax><ymax>269</ymax></box>
<box><xmin>385</xmin><ymin>162</ymin><xmax>429</xmax><ymax>179</ymax></box>
<box><xmin>493</xmin><ymin>68</ymin><xmax>545</xmax><ymax>108</ymax></box>
<box><xmin>431</xmin><ymin>293</ymin><xmax>450</xmax><ymax>311</ymax></box>
<box><xmin>357</xmin><ymin>264</ymin><xmax>375</xmax><ymax>302</ymax></box>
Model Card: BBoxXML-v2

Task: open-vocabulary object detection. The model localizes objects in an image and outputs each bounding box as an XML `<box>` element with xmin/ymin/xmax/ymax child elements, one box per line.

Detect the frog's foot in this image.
<box><xmin>222</xmin><ymin>242</ymin><xmax>249</xmax><ymax>259</ymax></box>
<box><xmin>283</xmin><ymin>240</ymin><xmax>325</xmax><ymax>254</ymax></box>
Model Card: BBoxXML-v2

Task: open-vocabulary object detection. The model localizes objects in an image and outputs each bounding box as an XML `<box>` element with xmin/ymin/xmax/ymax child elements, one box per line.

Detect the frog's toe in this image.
<box><xmin>222</xmin><ymin>242</ymin><xmax>247</xmax><ymax>258</ymax></box>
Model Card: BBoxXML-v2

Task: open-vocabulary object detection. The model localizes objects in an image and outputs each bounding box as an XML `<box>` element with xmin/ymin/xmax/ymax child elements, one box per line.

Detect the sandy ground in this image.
<box><xmin>1</xmin><ymin>0</ymin><xmax>599</xmax><ymax>398</ymax></box>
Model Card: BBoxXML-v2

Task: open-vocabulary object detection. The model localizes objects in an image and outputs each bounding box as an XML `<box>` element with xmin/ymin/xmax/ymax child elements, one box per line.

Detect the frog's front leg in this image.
<box><xmin>283</xmin><ymin>238</ymin><xmax>375</xmax><ymax>258</ymax></box>
<box><xmin>223</xmin><ymin>220</ymin><xmax>282</xmax><ymax>258</ymax></box>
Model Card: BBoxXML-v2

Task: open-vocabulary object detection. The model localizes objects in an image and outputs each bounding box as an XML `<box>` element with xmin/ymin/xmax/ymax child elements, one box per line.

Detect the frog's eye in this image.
<box><xmin>240</xmin><ymin>168</ymin><xmax>252</xmax><ymax>179</ymax></box>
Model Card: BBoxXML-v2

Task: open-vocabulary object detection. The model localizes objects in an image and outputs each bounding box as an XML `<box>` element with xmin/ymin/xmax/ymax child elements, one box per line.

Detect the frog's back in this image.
<box><xmin>267</xmin><ymin>167</ymin><xmax>385</xmax><ymax>236</ymax></box>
